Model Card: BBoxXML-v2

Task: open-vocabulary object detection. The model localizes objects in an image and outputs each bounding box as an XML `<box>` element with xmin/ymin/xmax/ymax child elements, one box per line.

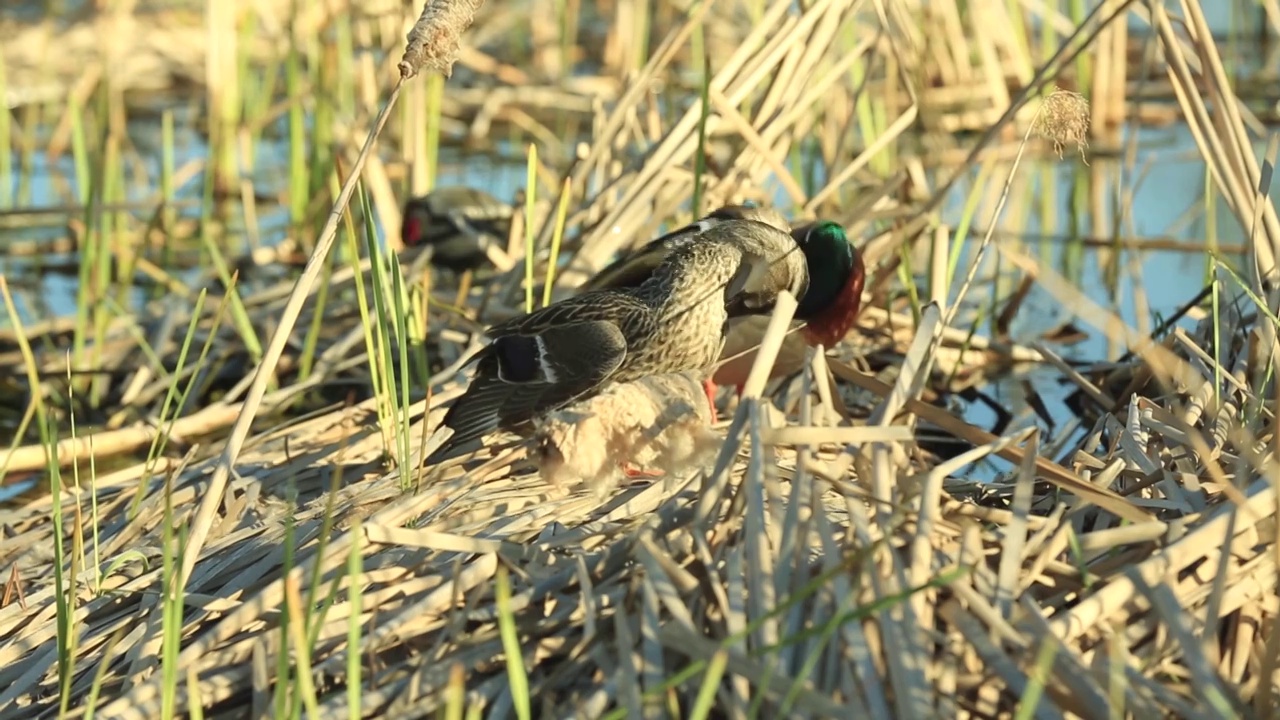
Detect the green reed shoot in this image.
<box><xmin>688</xmin><ymin>651</ymin><xmax>728</xmax><ymax>720</ymax></box>
<box><xmin>344</xmin><ymin>209</ymin><xmax>392</xmax><ymax>452</ymax></box>
<box><xmin>287</xmin><ymin>41</ymin><xmax>308</xmax><ymax>236</ymax></box>
<box><xmin>69</xmin><ymin>97</ymin><xmax>96</xmax><ymax>390</ymax></box>
<box><xmin>236</xmin><ymin>9</ymin><xmax>261</xmax><ymax>168</ymax></box>
<box><xmin>299</xmin><ymin>236</ymin><xmax>338</xmax><ymax>381</ymax></box>
<box><xmin>335</xmin><ymin>13</ymin><xmax>355</xmax><ymax>116</ymax></box>
<box><xmin>524</xmin><ymin>143</ymin><xmax>538</xmax><ymax>313</ymax></box>
<box><xmin>347</xmin><ymin>520</ymin><xmax>364</xmax><ymax>720</ymax></box>
<box><xmin>131</xmin><ymin>287</ymin><xmax>221</xmax><ymax>521</ymax></box>
<box><xmin>159</xmin><ymin>110</ymin><xmax>176</xmax><ymax>266</ymax></box>
<box><xmin>944</xmin><ymin>162</ymin><xmax>991</xmax><ymax>290</ymax></box>
<box><xmin>847</xmin><ymin>37</ymin><xmax>888</xmax><ymax>177</ymax></box>
<box><xmin>274</xmin><ymin>510</ymin><xmax>297</xmax><ymax>718</ymax></box>
<box><xmin>1</xmin><ymin>278</ymin><xmax>76</xmax><ymax>715</ymax></box>
<box><xmin>159</xmin><ymin>470</ymin><xmax>187</xmax><ymax>720</ymax></box>
<box><xmin>1068</xmin><ymin>0</ymin><xmax>1093</xmax><ymax>96</ymax></box>
<box><xmin>543</xmin><ymin>177</ymin><xmax>572</xmax><ymax>307</ymax></box>
<box><xmin>496</xmin><ymin>564</ymin><xmax>532</xmax><ymax>720</ymax></box>
<box><xmin>1205</xmin><ymin>169</ymin><xmax>1222</xmax><ymax>409</ymax></box>
<box><xmin>1014</xmin><ymin>639</ymin><xmax>1061</xmax><ymax>720</ymax></box>
<box><xmin>0</xmin><ymin>54</ymin><xmax>11</xmax><ymax>209</ymax></box>
<box><xmin>69</xmin><ymin>97</ymin><xmax>89</xmax><ymax>205</ymax></box>
<box><xmin>15</xmin><ymin>101</ymin><xmax>34</xmax><ymax>206</ymax></box>
<box><xmin>358</xmin><ymin>180</ymin><xmax>413</xmax><ymax>474</ymax></box>
<box><xmin>64</xmin><ymin>357</ymin><xmax>100</xmax><ymax>598</ymax></box>
<box><xmin>84</xmin><ymin>625</ymin><xmax>128</xmax><ymax>720</ymax></box>
<box><xmin>51</xmin><ymin>414</ymin><xmax>75</xmax><ymax>717</ymax></box>
<box><xmin>304</xmin><ymin>467</ymin><xmax>349</xmax><ymax>655</ymax></box>
<box><xmin>285</xmin><ymin>575</ymin><xmax>321</xmax><ymax>720</ymax></box>
<box><xmin>426</xmin><ymin>73</ymin><xmax>445</xmax><ymax>192</ymax></box>
<box><xmin>198</xmin><ymin>236</ymin><xmax>263</xmax><ymax>366</ymax></box>
<box><xmin>444</xmin><ymin>664</ymin><xmax>465</xmax><ymax>720</ymax></box>
<box><xmin>311</xmin><ymin>44</ymin><xmax>336</xmax><ymax>204</ymax></box>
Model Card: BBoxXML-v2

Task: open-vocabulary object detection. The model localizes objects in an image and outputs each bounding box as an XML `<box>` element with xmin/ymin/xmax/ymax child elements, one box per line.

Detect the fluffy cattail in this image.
<box><xmin>400</xmin><ymin>0</ymin><xmax>486</xmax><ymax>80</ymax></box>
<box><xmin>1036</xmin><ymin>88</ymin><xmax>1090</xmax><ymax>163</ymax></box>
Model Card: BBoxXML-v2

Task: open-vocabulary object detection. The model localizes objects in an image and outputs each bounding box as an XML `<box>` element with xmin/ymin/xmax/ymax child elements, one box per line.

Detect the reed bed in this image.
<box><xmin>3</xmin><ymin>0</ymin><xmax>1280</xmax><ymax>717</ymax></box>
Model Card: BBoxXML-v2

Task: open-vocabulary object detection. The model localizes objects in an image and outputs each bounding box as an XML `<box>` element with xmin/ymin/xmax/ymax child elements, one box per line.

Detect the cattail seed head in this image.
<box><xmin>1035</xmin><ymin>88</ymin><xmax>1091</xmax><ymax>163</ymax></box>
<box><xmin>399</xmin><ymin>0</ymin><xmax>485</xmax><ymax>80</ymax></box>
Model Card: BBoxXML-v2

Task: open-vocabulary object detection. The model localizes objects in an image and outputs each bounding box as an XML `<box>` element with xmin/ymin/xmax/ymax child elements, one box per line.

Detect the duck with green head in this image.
<box><xmin>584</xmin><ymin>204</ymin><xmax>866</xmax><ymax>397</ymax></box>
<box><xmin>426</xmin><ymin>217</ymin><xmax>810</xmax><ymax>464</ymax></box>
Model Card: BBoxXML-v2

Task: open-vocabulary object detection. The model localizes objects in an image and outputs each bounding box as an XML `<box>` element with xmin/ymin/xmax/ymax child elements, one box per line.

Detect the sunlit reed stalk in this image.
<box><xmin>691</xmin><ymin>22</ymin><xmax>709</xmax><ymax>219</ymax></box>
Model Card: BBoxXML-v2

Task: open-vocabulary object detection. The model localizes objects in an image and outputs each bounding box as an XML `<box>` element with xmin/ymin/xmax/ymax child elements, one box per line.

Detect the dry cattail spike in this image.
<box><xmin>1035</xmin><ymin>87</ymin><xmax>1091</xmax><ymax>163</ymax></box>
<box><xmin>399</xmin><ymin>0</ymin><xmax>485</xmax><ymax>80</ymax></box>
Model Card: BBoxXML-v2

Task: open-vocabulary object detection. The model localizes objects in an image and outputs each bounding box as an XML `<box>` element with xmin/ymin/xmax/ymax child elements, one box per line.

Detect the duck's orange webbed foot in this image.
<box><xmin>620</xmin><ymin>463</ymin><xmax>665</xmax><ymax>479</ymax></box>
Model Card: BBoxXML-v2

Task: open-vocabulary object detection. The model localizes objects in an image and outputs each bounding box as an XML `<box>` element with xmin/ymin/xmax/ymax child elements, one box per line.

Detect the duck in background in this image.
<box><xmin>400</xmin><ymin>186</ymin><xmax>514</xmax><ymax>274</ymax></box>
<box><xmin>425</xmin><ymin>217</ymin><xmax>811</xmax><ymax>465</ymax></box>
<box><xmin>583</xmin><ymin>203</ymin><xmax>867</xmax><ymax>400</ymax></box>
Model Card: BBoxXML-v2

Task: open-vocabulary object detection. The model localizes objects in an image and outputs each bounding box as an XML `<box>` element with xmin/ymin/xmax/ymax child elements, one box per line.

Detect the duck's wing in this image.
<box><xmin>430</xmin><ymin>319</ymin><xmax>630</xmax><ymax>461</ymax></box>
<box><xmin>582</xmin><ymin>204</ymin><xmax>781</xmax><ymax>293</ymax></box>
<box><xmin>581</xmin><ymin>221</ymin><xmax>714</xmax><ymax>292</ymax></box>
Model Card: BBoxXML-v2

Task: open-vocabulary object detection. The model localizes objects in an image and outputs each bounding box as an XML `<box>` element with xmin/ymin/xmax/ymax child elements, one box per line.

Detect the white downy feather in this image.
<box><xmin>531</xmin><ymin>372</ymin><xmax>720</xmax><ymax>499</ymax></box>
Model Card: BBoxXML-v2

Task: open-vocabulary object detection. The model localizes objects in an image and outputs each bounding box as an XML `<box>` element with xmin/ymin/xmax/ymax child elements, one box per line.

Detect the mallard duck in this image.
<box><xmin>712</xmin><ymin>219</ymin><xmax>867</xmax><ymax>389</ymax></box>
<box><xmin>400</xmin><ymin>186</ymin><xmax>513</xmax><ymax>272</ymax></box>
<box><xmin>426</xmin><ymin>217</ymin><xmax>809</xmax><ymax>463</ymax></box>
<box><xmin>583</xmin><ymin>205</ymin><xmax>867</xmax><ymax>392</ymax></box>
<box><xmin>532</xmin><ymin>371</ymin><xmax>720</xmax><ymax>499</ymax></box>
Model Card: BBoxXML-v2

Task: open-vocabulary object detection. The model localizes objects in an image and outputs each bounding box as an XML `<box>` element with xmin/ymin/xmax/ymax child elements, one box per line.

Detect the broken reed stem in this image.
<box><xmin>179</xmin><ymin>80</ymin><xmax>406</xmax><ymax>593</ymax></box>
<box><xmin>181</xmin><ymin>0</ymin><xmax>485</xmax><ymax>597</ymax></box>
<box><xmin>942</xmin><ymin>88</ymin><xmax>1090</xmax><ymax>332</ymax></box>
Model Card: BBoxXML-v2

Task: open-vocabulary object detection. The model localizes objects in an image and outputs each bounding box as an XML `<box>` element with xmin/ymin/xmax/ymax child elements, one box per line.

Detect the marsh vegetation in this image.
<box><xmin>2</xmin><ymin>0</ymin><xmax>1280</xmax><ymax>717</ymax></box>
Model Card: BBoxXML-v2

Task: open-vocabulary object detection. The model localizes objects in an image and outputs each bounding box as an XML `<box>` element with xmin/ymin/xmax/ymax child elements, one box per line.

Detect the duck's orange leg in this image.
<box><xmin>620</xmin><ymin>463</ymin><xmax>665</xmax><ymax>479</ymax></box>
<box><xmin>703</xmin><ymin>378</ymin><xmax>720</xmax><ymax>423</ymax></box>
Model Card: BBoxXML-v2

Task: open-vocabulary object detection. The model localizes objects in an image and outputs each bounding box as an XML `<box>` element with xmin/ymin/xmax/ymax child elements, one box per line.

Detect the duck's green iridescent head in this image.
<box><xmin>794</xmin><ymin>220</ymin><xmax>855</xmax><ymax>319</ymax></box>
